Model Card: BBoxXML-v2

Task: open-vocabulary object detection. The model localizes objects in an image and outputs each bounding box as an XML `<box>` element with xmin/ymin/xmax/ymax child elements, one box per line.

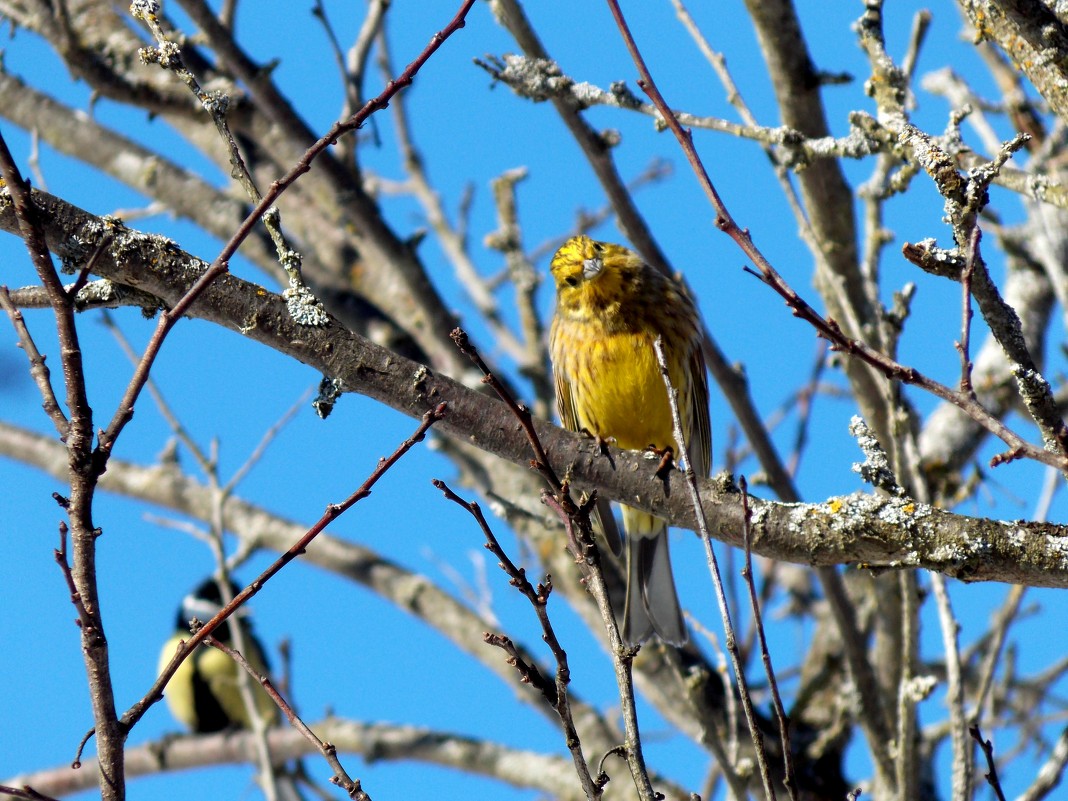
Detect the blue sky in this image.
<box><xmin>1</xmin><ymin>2</ymin><xmax>1065</xmax><ymax>799</ymax></box>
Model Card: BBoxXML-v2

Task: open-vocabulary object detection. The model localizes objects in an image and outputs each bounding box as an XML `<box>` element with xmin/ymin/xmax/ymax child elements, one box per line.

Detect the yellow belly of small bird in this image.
<box><xmin>562</xmin><ymin>324</ymin><xmax>685</xmax><ymax>455</ymax></box>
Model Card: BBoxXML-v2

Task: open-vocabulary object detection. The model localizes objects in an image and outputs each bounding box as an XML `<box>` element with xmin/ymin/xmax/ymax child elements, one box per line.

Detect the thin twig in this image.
<box><xmin>311</xmin><ymin>0</ymin><xmax>356</xmax><ymax>113</ymax></box>
<box><xmin>0</xmin><ymin>286</ymin><xmax>67</xmax><ymax>435</ymax></box>
<box><xmin>956</xmin><ymin>226</ymin><xmax>979</xmax><ymax>396</ymax></box>
<box><xmin>449</xmin><ymin>328</ymin><xmax>562</xmax><ymax>490</ymax></box>
<box><xmin>485</xmin><ymin>167</ymin><xmax>554</xmax><ymax>419</ymax></box>
<box><xmin>604</xmin><ymin>0</ymin><xmax>1068</xmax><ymax>474</ymax></box>
<box><xmin>347</xmin><ymin>0</ymin><xmax>390</xmax><ymax>111</ymax></box>
<box><xmin>433</xmin><ymin>479</ymin><xmax>604</xmax><ymax>799</ymax></box>
<box><xmin>124</xmin><ymin>404</ymin><xmax>445</xmax><ymax>735</ymax></box>
<box><xmin>450</xmin><ymin>327</ymin><xmax>657</xmax><ymax>800</ymax></box>
<box><xmin>686</xmin><ymin>615</ymin><xmax>744</xmax><ymax>788</ymax></box>
<box><xmin>653</xmin><ymin>336</ymin><xmax>777</xmax><ymax>801</ymax></box>
<box><xmin>380</xmin><ymin>33</ymin><xmax>526</xmax><ymax>366</ymax></box>
<box><xmin>900</xmin><ymin>9</ymin><xmax>933</xmax><ymax>82</ymax></box>
<box><xmin>970</xmin><ymin>726</ymin><xmax>1008</xmax><ymax>801</ymax></box>
<box><xmin>205</xmin><ymin>635</ymin><xmax>370</xmax><ymax>800</ymax></box>
<box><xmin>740</xmin><ymin>476</ymin><xmax>797</xmax><ymax>801</ymax></box>
<box><xmin>970</xmin><ymin>585</ymin><xmax>1025</xmax><ymax>727</ymax></box>
<box><xmin>224</xmin><ymin>389</ymin><xmax>312</xmax><ymax>494</ymax></box>
<box><xmin>786</xmin><ymin>342</ymin><xmax>827</xmax><ymax>478</ymax></box>
<box><xmin>100</xmin><ymin>310</ymin><xmax>214</xmax><ymax>478</ymax></box>
<box><xmin>527</xmin><ymin>159</ymin><xmax>673</xmax><ymax>265</ymax></box>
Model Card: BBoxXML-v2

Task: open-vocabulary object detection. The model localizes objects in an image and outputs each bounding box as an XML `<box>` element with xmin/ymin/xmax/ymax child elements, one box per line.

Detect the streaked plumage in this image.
<box><xmin>159</xmin><ymin>578</ymin><xmax>278</xmax><ymax>732</ymax></box>
<box><xmin>549</xmin><ymin>235</ymin><xmax>710</xmax><ymax>646</ymax></box>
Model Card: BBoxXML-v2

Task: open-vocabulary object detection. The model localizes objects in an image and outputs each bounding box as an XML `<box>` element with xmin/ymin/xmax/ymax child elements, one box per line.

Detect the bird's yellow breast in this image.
<box><xmin>552</xmin><ymin>317</ymin><xmax>688</xmax><ymax>453</ymax></box>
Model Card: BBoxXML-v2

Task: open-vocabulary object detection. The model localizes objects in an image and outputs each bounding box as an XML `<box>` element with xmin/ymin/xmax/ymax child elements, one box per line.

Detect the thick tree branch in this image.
<box><xmin>956</xmin><ymin>0</ymin><xmax>1068</xmax><ymax>128</ymax></box>
<box><xmin>1</xmin><ymin>191</ymin><xmax>1065</xmax><ymax>587</ymax></box>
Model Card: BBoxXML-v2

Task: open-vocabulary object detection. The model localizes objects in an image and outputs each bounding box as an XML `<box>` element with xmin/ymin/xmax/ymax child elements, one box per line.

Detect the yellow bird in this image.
<box><xmin>158</xmin><ymin>578</ymin><xmax>278</xmax><ymax>732</ymax></box>
<box><xmin>549</xmin><ymin>235</ymin><xmax>710</xmax><ymax>645</ymax></box>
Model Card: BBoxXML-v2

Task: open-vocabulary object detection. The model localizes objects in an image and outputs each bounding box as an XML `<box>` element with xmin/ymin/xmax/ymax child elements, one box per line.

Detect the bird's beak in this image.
<box><xmin>582</xmin><ymin>257</ymin><xmax>603</xmax><ymax>279</ymax></box>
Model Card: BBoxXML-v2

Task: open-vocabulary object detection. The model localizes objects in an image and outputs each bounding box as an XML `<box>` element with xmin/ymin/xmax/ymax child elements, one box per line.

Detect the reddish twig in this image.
<box><xmin>205</xmin><ymin>635</ymin><xmax>370</xmax><ymax>800</ymax></box>
<box><xmin>95</xmin><ymin>0</ymin><xmax>478</xmax><ymax>464</ymax></box>
<box><xmin>449</xmin><ymin>327</ymin><xmax>657</xmax><ymax>800</ymax></box>
<box><xmin>52</xmin><ymin>519</ymin><xmax>94</xmax><ymax>637</ymax></box>
<box><xmin>0</xmin><ymin>785</ymin><xmax>61</xmax><ymax>801</ymax></box>
<box><xmin>449</xmin><ymin>328</ymin><xmax>563</xmax><ymax>489</ymax></box>
<box><xmin>602</xmin><ymin>0</ymin><xmax>1068</xmax><ymax>474</ymax></box>
<box><xmin>483</xmin><ymin>632</ymin><xmax>553</xmax><ymax>697</ymax></box>
<box><xmin>121</xmin><ymin>403</ymin><xmax>445</xmax><ymax>734</ymax></box>
<box><xmin>433</xmin><ymin>478</ymin><xmax>605</xmax><ymax>798</ymax></box>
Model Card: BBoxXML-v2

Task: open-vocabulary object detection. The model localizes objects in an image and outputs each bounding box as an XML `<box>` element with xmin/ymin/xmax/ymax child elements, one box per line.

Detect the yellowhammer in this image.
<box><xmin>549</xmin><ymin>235</ymin><xmax>711</xmax><ymax>646</ymax></box>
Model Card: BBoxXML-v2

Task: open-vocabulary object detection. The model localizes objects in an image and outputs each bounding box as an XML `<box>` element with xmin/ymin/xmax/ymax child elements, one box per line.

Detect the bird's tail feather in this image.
<box><xmin>622</xmin><ymin>508</ymin><xmax>687</xmax><ymax>646</ymax></box>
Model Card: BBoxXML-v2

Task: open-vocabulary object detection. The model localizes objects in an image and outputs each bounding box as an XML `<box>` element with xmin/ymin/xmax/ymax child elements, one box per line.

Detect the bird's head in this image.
<box><xmin>550</xmin><ymin>235</ymin><xmax>641</xmax><ymax>317</ymax></box>
<box><xmin>176</xmin><ymin>578</ymin><xmax>249</xmax><ymax>641</ymax></box>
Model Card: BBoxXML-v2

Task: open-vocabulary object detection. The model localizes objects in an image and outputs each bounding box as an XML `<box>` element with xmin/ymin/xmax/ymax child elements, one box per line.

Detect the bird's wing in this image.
<box><xmin>554</xmin><ymin>362</ymin><xmax>581</xmax><ymax>433</ymax></box>
<box><xmin>554</xmin><ymin>362</ymin><xmax>623</xmax><ymax>555</ymax></box>
<box><xmin>687</xmin><ymin>345</ymin><xmax>712</xmax><ymax>479</ymax></box>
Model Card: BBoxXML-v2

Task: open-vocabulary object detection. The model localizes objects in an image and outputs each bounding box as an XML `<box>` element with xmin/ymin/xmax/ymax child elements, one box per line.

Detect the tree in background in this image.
<box><xmin>1</xmin><ymin>1</ymin><xmax>1067</xmax><ymax>800</ymax></box>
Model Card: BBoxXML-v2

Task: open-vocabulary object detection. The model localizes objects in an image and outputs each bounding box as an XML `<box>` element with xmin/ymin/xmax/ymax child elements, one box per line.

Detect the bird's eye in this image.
<box><xmin>564</xmin><ymin>276</ymin><xmax>579</xmax><ymax>287</ymax></box>
<box><xmin>592</xmin><ymin>242</ymin><xmax>604</xmax><ymax>253</ymax></box>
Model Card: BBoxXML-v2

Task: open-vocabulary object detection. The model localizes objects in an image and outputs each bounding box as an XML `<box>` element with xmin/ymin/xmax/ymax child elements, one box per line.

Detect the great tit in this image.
<box><xmin>158</xmin><ymin>578</ymin><xmax>279</xmax><ymax>732</ymax></box>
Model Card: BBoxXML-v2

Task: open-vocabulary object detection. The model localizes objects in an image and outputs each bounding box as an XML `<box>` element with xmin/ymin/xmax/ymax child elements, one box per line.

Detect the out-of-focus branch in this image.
<box><xmin>742</xmin><ymin>0</ymin><xmax>893</xmax><ymax>450</ymax></box>
<box><xmin>378</xmin><ymin>32</ymin><xmax>528</xmax><ymax>369</ymax></box>
<box><xmin>3</xmin><ymin>720</ymin><xmax>615</xmax><ymax>801</ymax></box>
<box><xmin>484</xmin><ymin>168</ymin><xmax>554</xmax><ymax>418</ymax></box>
<box><xmin>932</xmin><ymin>574</ymin><xmax>972</xmax><ymax>801</ymax></box>
<box><xmin>486</xmin><ymin>0</ymin><xmax>670</xmax><ymax>275</ymax></box>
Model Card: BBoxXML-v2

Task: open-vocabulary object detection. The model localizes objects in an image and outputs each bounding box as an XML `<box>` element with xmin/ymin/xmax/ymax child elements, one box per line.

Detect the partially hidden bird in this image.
<box><xmin>549</xmin><ymin>235</ymin><xmax>711</xmax><ymax>646</ymax></box>
<box><xmin>158</xmin><ymin>578</ymin><xmax>278</xmax><ymax>732</ymax></box>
